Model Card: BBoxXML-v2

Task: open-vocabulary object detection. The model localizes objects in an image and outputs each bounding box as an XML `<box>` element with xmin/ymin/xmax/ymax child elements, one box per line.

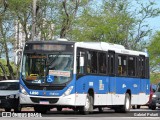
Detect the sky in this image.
<box><xmin>148</xmin><ymin>1</ymin><xmax>160</xmax><ymax>32</ymax></box>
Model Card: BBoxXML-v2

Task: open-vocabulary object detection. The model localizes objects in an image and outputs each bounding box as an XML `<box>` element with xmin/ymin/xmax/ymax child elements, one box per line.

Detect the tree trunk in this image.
<box><xmin>0</xmin><ymin>62</ymin><xmax>8</xmax><ymax>80</ymax></box>
<box><xmin>4</xmin><ymin>41</ymin><xmax>15</xmax><ymax>79</ymax></box>
<box><xmin>0</xmin><ymin>20</ymin><xmax>15</xmax><ymax>80</ymax></box>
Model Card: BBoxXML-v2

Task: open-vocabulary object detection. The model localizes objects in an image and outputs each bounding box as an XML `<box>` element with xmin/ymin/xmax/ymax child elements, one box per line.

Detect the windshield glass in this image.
<box><xmin>21</xmin><ymin>53</ymin><xmax>73</xmax><ymax>85</ymax></box>
<box><xmin>0</xmin><ymin>82</ymin><xmax>19</xmax><ymax>90</ymax></box>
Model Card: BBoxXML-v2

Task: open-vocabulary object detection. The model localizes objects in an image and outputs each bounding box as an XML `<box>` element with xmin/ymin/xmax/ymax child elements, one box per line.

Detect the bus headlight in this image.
<box><xmin>63</xmin><ymin>86</ymin><xmax>73</xmax><ymax>97</ymax></box>
<box><xmin>20</xmin><ymin>85</ymin><xmax>28</xmax><ymax>95</ymax></box>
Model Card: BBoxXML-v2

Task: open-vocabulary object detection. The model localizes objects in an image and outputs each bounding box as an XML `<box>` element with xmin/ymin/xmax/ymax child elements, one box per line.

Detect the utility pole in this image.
<box><xmin>32</xmin><ymin>0</ymin><xmax>37</xmax><ymax>41</ymax></box>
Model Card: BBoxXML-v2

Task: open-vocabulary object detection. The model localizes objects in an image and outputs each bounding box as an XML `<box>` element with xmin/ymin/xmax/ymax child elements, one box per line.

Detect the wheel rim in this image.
<box><xmin>84</xmin><ymin>95</ymin><xmax>90</xmax><ymax>111</ymax></box>
<box><xmin>126</xmin><ymin>97</ymin><xmax>130</xmax><ymax>110</ymax></box>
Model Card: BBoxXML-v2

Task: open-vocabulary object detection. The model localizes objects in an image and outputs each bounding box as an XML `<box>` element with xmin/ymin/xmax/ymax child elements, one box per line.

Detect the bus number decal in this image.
<box><xmin>133</xmin><ymin>84</ymin><xmax>138</xmax><ymax>88</ymax></box>
<box><xmin>99</xmin><ymin>80</ymin><xmax>104</xmax><ymax>90</ymax></box>
<box><xmin>30</xmin><ymin>91</ymin><xmax>39</xmax><ymax>95</ymax></box>
<box><xmin>89</xmin><ymin>82</ymin><xmax>93</xmax><ymax>86</ymax></box>
<box><xmin>122</xmin><ymin>84</ymin><xmax>126</xmax><ymax>88</ymax></box>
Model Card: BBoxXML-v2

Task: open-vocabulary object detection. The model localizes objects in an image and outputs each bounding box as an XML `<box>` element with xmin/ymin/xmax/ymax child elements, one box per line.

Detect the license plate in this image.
<box><xmin>39</xmin><ymin>101</ymin><xmax>49</xmax><ymax>105</ymax></box>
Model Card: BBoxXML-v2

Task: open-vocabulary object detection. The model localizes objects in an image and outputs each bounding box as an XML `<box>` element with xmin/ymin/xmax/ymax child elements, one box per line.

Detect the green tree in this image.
<box><xmin>148</xmin><ymin>31</ymin><xmax>160</xmax><ymax>83</ymax></box>
<box><xmin>128</xmin><ymin>0</ymin><xmax>160</xmax><ymax>50</ymax></box>
<box><xmin>148</xmin><ymin>31</ymin><xmax>160</xmax><ymax>73</ymax></box>
<box><xmin>0</xmin><ymin>0</ymin><xmax>15</xmax><ymax>79</ymax></box>
<box><xmin>70</xmin><ymin>0</ymin><xmax>160</xmax><ymax>50</ymax></box>
<box><xmin>7</xmin><ymin>0</ymin><xmax>32</xmax><ymax>41</ymax></box>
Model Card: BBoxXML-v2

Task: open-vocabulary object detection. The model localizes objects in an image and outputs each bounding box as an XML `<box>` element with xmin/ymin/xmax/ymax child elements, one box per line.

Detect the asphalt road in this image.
<box><xmin>0</xmin><ymin>107</ymin><xmax>160</xmax><ymax>120</ymax></box>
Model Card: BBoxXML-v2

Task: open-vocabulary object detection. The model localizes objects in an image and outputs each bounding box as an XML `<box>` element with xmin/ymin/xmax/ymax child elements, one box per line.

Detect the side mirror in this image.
<box><xmin>15</xmin><ymin>49</ymin><xmax>22</xmax><ymax>65</ymax></box>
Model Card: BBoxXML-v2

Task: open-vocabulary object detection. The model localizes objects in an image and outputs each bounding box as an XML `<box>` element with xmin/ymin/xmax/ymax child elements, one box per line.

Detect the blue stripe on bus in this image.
<box><xmin>20</xmin><ymin>74</ymin><xmax>149</xmax><ymax>96</ymax></box>
<box><xmin>75</xmin><ymin>75</ymin><xmax>150</xmax><ymax>95</ymax></box>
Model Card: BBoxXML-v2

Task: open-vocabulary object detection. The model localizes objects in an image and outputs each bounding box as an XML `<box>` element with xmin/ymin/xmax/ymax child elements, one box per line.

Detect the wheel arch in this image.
<box><xmin>88</xmin><ymin>88</ymin><xmax>94</xmax><ymax>101</ymax></box>
<box><xmin>126</xmin><ymin>89</ymin><xmax>131</xmax><ymax>99</ymax></box>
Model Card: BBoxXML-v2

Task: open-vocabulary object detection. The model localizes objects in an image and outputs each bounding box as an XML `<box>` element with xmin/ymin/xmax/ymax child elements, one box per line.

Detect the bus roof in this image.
<box><xmin>25</xmin><ymin>40</ymin><xmax>74</xmax><ymax>45</ymax></box>
<box><xmin>25</xmin><ymin>40</ymin><xmax>148</xmax><ymax>57</ymax></box>
<box><xmin>75</xmin><ymin>42</ymin><xmax>148</xmax><ymax>57</ymax></box>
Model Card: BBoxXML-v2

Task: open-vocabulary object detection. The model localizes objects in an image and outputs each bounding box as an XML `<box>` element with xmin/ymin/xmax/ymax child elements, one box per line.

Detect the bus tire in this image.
<box><xmin>80</xmin><ymin>94</ymin><xmax>93</xmax><ymax>115</ymax></box>
<box><xmin>137</xmin><ymin>105</ymin><xmax>141</xmax><ymax>109</ymax></box>
<box><xmin>57</xmin><ymin>107</ymin><xmax>62</xmax><ymax>111</ymax></box>
<box><xmin>132</xmin><ymin>105</ymin><xmax>136</xmax><ymax>109</ymax></box>
<box><xmin>98</xmin><ymin>107</ymin><xmax>104</xmax><ymax>113</ymax></box>
<box><xmin>5</xmin><ymin>108</ymin><xmax>11</xmax><ymax>112</ymax></box>
<box><xmin>121</xmin><ymin>93</ymin><xmax>131</xmax><ymax>112</ymax></box>
<box><xmin>34</xmin><ymin>106</ymin><xmax>48</xmax><ymax>114</ymax></box>
<box><xmin>14</xmin><ymin>104</ymin><xmax>22</xmax><ymax>113</ymax></box>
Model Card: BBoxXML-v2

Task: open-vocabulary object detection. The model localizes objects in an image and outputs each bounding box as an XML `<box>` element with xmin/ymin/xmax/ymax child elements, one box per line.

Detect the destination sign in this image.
<box><xmin>32</xmin><ymin>44</ymin><xmax>66</xmax><ymax>51</ymax></box>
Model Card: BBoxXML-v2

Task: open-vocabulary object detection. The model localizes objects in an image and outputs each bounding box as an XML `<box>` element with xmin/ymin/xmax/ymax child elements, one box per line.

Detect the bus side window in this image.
<box><xmin>98</xmin><ymin>52</ymin><xmax>107</xmax><ymax>74</ymax></box>
<box><xmin>145</xmin><ymin>57</ymin><xmax>149</xmax><ymax>79</ymax></box>
<box><xmin>139</xmin><ymin>55</ymin><xmax>145</xmax><ymax>78</ymax></box>
<box><xmin>128</xmin><ymin>56</ymin><xmax>136</xmax><ymax>77</ymax></box>
<box><xmin>108</xmin><ymin>51</ymin><xmax>115</xmax><ymax>76</ymax></box>
<box><xmin>87</xmin><ymin>51</ymin><xmax>98</xmax><ymax>74</ymax></box>
<box><xmin>87</xmin><ymin>51</ymin><xmax>91</xmax><ymax>74</ymax></box>
<box><xmin>118</xmin><ymin>55</ymin><xmax>127</xmax><ymax>76</ymax></box>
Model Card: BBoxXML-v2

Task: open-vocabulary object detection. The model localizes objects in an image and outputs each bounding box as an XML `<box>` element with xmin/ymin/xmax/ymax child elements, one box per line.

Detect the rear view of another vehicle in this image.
<box><xmin>149</xmin><ymin>83</ymin><xmax>160</xmax><ymax>110</ymax></box>
<box><xmin>0</xmin><ymin>80</ymin><xmax>19</xmax><ymax>112</ymax></box>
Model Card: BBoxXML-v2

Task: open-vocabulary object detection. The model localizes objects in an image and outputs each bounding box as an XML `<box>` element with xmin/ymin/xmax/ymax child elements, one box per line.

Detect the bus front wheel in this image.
<box><xmin>57</xmin><ymin>107</ymin><xmax>62</xmax><ymax>111</ymax></box>
<box><xmin>80</xmin><ymin>94</ymin><xmax>93</xmax><ymax>114</ymax></box>
<box><xmin>34</xmin><ymin>106</ymin><xmax>48</xmax><ymax>114</ymax></box>
<box><xmin>5</xmin><ymin>108</ymin><xmax>11</xmax><ymax>112</ymax></box>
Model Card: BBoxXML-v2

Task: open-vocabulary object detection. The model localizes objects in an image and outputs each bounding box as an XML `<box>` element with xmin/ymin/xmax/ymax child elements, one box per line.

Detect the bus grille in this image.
<box><xmin>30</xmin><ymin>97</ymin><xmax>59</xmax><ymax>104</ymax></box>
<box><xmin>26</xmin><ymin>85</ymin><xmax>65</xmax><ymax>90</ymax></box>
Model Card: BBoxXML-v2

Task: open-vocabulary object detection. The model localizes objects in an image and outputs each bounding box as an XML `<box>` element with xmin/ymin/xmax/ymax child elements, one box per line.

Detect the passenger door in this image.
<box><xmin>108</xmin><ymin>51</ymin><xmax>116</xmax><ymax>105</ymax></box>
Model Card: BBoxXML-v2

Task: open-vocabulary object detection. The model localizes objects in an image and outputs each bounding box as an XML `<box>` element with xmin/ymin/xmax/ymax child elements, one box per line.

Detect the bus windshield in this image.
<box><xmin>21</xmin><ymin>53</ymin><xmax>73</xmax><ymax>85</ymax></box>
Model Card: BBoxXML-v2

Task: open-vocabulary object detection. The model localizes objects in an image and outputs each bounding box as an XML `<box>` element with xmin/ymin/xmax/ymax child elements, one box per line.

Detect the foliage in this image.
<box><xmin>0</xmin><ymin>59</ymin><xmax>17</xmax><ymax>77</ymax></box>
<box><xmin>69</xmin><ymin>0</ymin><xmax>160</xmax><ymax>51</ymax></box>
<box><xmin>150</xmin><ymin>73</ymin><xmax>160</xmax><ymax>84</ymax></box>
<box><xmin>71</xmin><ymin>1</ymin><xmax>133</xmax><ymax>43</ymax></box>
<box><xmin>148</xmin><ymin>31</ymin><xmax>160</xmax><ymax>73</ymax></box>
<box><xmin>0</xmin><ymin>0</ymin><xmax>160</xmax><ymax>79</ymax></box>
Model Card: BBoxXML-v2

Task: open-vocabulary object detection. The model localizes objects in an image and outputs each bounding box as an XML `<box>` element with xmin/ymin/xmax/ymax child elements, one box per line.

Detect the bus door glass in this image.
<box><xmin>108</xmin><ymin>51</ymin><xmax>116</xmax><ymax>93</ymax></box>
<box><xmin>138</xmin><ymin>55</ymin><xmax>146</xmax><ymax>93</ymax></box>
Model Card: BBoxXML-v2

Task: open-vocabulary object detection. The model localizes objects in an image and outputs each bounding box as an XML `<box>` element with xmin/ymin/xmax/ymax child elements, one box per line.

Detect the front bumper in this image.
<box><xmin>20</xmin><ymin>93</ymin><xmax>76</xmax><ymax>106</ymax></box>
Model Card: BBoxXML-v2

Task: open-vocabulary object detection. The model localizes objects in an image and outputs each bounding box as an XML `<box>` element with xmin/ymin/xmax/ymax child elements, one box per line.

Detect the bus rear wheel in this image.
<box><xmin>98</xmin><ymin>107</ymin><xmax>104</xmax><ymax>113</ymax></box>
<box><xmin>122</xmin><ymin>93</ymin><xmax>131</xmax><ymax>112</ymax></box>
<box><xmin>80</xmin><ymin>94</ymin><xmax>93</xmax><ymax>115</ymax></box>
<box><xmin>115</xmin><ymin>93</ymin><xmax>131</xmax><ymax>113</ymax></box>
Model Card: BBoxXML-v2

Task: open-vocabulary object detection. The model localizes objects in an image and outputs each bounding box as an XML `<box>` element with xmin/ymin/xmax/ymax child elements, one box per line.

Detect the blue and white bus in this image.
<box><xmin>19</xmin><ymin>39</ymin><xmax>150</xmax><ymax>114</ymax></box>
